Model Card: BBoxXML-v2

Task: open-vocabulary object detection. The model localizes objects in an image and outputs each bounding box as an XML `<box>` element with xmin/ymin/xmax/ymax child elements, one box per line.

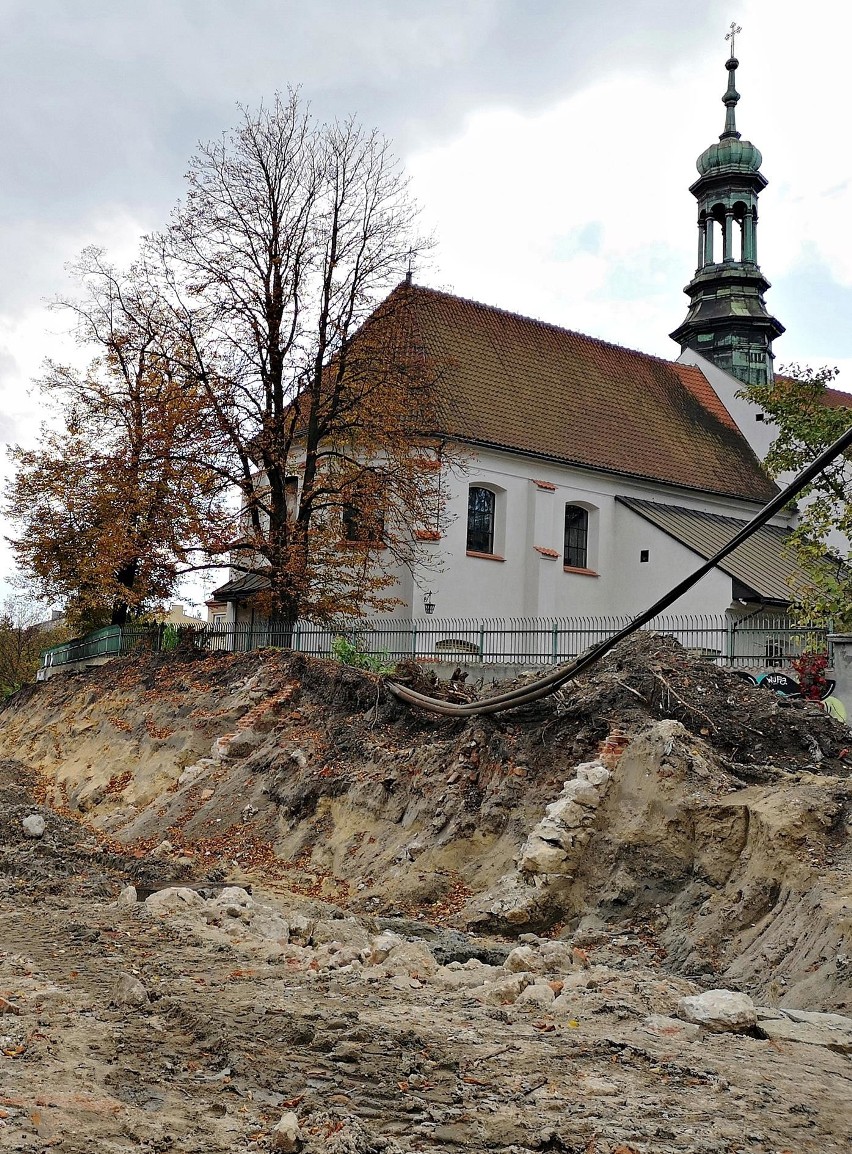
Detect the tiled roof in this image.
<box><xmin>616</xmin><ymin>496</ymin><xmax>816</xmax><ymax>603</ymax></box>
<box><xmin>824</xmin><ymin>388</ymin><xmax>852</xmax><ymax>409</ymax></box>
<box><xmin>399</xmin><ymin>284</ymin><xmax>777</xmax><ymax>503</ymax></box>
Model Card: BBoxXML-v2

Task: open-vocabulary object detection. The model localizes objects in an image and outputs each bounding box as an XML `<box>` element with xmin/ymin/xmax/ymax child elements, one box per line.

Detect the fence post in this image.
<box><xmin>294</xmin><ymin>623</ymin><xmax>301</xmax><ymax>652</ymax></box>
<box><xmin>725</xmin><ymin>615</ymin><xmax>735</xmax><ymax>666</ymax></box>
<box><xmin>551</xmin><ymin>621</ymin><xmax>558</xmax><ymax>664</ymax></box>
<box><xmin>828</xmin><ymin>632</ymin><xmax>852</xmax><ymax>718</ymax></box>
<box><xmin>411</xmin><ymin>625</ymin><xmax>418</xmax><ymax>658</ymax></box>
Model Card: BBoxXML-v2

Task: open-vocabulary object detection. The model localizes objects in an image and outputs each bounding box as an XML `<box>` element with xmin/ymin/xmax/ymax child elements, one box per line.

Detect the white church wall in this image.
<box><xmin>399</xmin><ymin>444</ymin><xmax>780</xmax><ymax>622</ymax></box>
<box><xmin>679</xmin><ymin>349</ymin><xmax>852</xmax><ymax>560</ymax></box>
<box><xmin>220</xmin><ymin>428</ymin><xmax>794</xmax><ymax>626</ymax></box>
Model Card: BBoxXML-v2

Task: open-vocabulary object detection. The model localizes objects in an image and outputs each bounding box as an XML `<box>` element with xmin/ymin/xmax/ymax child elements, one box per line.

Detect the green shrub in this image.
<box><xmin>161</xmin><ymin>624</ymin><xmax>181</xmax><ymax>651</ymax></box>
<box><xmin>331</xmin><ymin>634</ymin><xmax>394</xmax><ymax>674</ymax></box>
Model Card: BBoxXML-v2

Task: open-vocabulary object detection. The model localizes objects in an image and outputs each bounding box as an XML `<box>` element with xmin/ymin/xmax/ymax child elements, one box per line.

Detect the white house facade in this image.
<box><xmin>399</xmin><ymin>446</ymin><xmax>793</xmax><ymax>623</ymax></box>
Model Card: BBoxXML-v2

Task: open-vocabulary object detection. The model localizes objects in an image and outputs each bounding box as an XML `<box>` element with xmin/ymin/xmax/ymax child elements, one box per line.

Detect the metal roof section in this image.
<box><xmin>616</xmin><ymin>496</ymin><xmax>812</xmax><ymax>604</ymax></box>
<box><xmin>209</xmin><ymin>572</ymin><xmax>271</xmax><ymax>600</ymax></box>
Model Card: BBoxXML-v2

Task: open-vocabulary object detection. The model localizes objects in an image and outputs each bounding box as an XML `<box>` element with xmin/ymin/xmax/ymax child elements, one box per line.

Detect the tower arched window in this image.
<box><xmin>564</xmin><ymin>505</ymin><xmax>589</xmax><ymax>569</ymax></box>
<box><xmin>466</xmin><ymin>487</ymin><xmax>495</xmax><ymax>554</ymax></box>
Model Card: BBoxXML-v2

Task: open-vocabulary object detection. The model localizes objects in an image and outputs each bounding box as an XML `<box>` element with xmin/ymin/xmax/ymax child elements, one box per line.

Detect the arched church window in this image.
<box><xmin>564</xmin><ymin>504</ymin><xmax>589</xmax><ymax>569</ymax></box>
<box><xmin>466</xmin><ymin>487</ymin><xmax>495</xmax><ymax>554</ymax></box>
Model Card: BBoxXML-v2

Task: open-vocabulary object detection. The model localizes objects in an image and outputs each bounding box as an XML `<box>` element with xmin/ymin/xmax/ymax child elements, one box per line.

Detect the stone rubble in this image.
<box><xmin>21</xmin><ymin>813</ymin><xmax>45</xmax><ymax>838</ymax></box>
<box><xmin>676</xmin><ymin>989</ymin><xmax>758</xmax><ymax>1033</ymax></box>
<box><xmin>755</xmin><ymin>1006</ymin><xmax>852</xmax><ymax>1052</ymax></box>
<box><xmin>517</xmin><ymin>759</ymin><xmax>613</xmax><ymax>877</ymax></box>
<box><xmin>134</xmin><ymin>886</ymin><xmax>852</xmax><ymax>1057</ymax></box>
<box><xmin>271</xmin><ymin>1111</ymin><xmax>303</xmax><ymax>1152</ymax></box>
<box><xmin>2</xmin><ymin>861</ymin><xmax>852</xmax><ymax>1152</ymax></box>
<box><xmin>109</xmin><ymin>970</ymin><xmax>150</xmax><ymax>1008</ymax></box>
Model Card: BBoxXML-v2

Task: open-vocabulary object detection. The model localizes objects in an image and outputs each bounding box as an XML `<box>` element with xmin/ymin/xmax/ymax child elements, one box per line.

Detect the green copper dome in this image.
<box><xmin>695</xmin><ymin>54</ymin><xmax>763</xmax><ymax>178</ymax></box>
<box><xmin>696</xmin><ymin>136</ymin><xmax>762</xmax><ymax>176</ymax></box>
<box><xmin>672</xmin><ymin>36</ymin><xmax>784</xmax><ymax>390</ymax></box>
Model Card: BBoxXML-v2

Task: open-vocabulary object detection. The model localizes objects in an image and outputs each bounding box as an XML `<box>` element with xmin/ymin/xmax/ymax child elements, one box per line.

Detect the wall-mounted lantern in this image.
<box><xmin>424</xmin><ymin>591</ymin><xmax>435</xmax><ymax>615</ymax></box>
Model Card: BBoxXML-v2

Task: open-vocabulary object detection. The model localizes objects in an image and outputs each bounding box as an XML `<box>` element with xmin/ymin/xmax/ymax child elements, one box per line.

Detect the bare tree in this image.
<box><xmin>148</xmin><ymin>90</ymin><xmax>448</xmax><ymax>628</ymax></box>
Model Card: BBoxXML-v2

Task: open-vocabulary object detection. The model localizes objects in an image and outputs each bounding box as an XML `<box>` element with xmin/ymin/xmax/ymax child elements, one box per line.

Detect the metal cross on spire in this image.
<box><xmin>725</xmin><ymin>21</ymin><xmax>742</xmax><ymax>58</ymax></box>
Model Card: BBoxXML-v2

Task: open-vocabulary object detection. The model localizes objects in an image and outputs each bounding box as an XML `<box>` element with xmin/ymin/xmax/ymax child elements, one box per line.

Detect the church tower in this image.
<box><xmin>670</xmin><ymin>29</ymin><xmax>784</xmax><ymax>386</ymax></box>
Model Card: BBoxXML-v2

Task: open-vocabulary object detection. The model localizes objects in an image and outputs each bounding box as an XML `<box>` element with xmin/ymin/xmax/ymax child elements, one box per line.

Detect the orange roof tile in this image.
<box><xmin>819</xmin><ymin>387</ymin><xmax>852</xmax><ymax>410</ymax></box>
<box><xmin>399</xmin><ymin>284</ymin><xmax>776</xmax><ymax>503</ymax></box>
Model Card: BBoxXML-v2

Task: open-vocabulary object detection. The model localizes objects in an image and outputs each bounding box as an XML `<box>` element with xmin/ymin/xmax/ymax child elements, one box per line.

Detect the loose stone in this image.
<box><xmin>677</xmin><ymin>989</ymin><xmax>757</xmax><ymax>1033</ymax></box>
<box><xmin>22</xmin><ymin>814</ymin><xmax>45</xmax><ymax>838</ymax></box>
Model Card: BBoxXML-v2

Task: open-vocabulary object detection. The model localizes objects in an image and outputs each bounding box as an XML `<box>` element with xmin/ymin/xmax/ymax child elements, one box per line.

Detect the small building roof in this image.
<box><xmin>401</xmin><ymin>284</ymin><xmax>777</xmax><ymax>503</ymax></box>
<box><xmin>616</xmin><ymin>495</ymin><xmax>815</xmax><ymax>604</ymax></box>
<box><xmin>209</xmin><ymin>572</ymin><xmax>270</xmax><ymax>601</ymax></box>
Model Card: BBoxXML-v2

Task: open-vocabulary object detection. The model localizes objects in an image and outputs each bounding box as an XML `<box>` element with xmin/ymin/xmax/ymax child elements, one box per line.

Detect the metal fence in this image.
<box><xmin>40</xmin><ymin>613</ymin><xmax>831</xmax><ymax>672</ymax></box>
<box><xmin>286</xmin><ymin>614</ymin><xmax>830</xmax><ymax>668</ymax></box>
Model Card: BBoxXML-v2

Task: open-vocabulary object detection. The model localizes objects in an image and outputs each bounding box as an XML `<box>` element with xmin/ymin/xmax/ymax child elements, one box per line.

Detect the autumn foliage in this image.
<box><xmin>741</xmin><ymin>363</ymin><xmax>852</xmax><ymax>627</ymax></box>
<box><xmin>6</xmin><ymin>92</ymin><xmax>450</xmax><ymax>630</ymax></box>
<box><xmin>5</xmin><ymin>255</ymin><xmax>225</xmax><ymax>627</ymax></box>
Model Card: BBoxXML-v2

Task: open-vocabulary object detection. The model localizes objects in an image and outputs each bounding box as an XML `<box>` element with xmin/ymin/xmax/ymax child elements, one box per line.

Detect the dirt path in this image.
<box><xmin>2</xmin><ymin>847</ymin><xmax>851</xmax><ymax>1152</ymax></box>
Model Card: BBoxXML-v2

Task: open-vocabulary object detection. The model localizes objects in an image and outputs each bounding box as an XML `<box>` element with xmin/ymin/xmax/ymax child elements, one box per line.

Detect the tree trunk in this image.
<box><xmin>111</xmin><ymin>558</ymin><xmax>140</xmax><ymax>626</ymax></box>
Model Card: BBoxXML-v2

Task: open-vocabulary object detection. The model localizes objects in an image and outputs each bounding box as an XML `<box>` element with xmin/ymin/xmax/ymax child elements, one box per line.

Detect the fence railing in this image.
<box><xmin>40</xmin><ymin>613</ymin><xmax>831</xmax><ymax>673</ymax></box>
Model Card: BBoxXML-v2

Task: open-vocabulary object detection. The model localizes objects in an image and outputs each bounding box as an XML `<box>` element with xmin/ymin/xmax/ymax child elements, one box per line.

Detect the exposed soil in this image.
<box><xmin>0</xmin><ymin>636</ymin><xmax>850</xmax><ymax>1152</ymax></box>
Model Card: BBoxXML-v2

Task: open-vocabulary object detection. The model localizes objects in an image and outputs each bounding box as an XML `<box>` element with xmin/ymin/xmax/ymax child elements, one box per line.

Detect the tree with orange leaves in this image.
<box><xmin>5</xmin><ymin>253</ymin><xmax>225</xmax><ymax>628</ymax></box>
<box><xmin>8</xmin><ymin>94</ymin><xmax>451</xmax><ymax>634</ymax></box>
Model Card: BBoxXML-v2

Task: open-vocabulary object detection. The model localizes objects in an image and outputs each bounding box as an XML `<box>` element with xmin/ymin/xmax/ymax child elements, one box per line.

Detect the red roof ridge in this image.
<box><xmin>405</xmin><ymin>280</ymin><xmax>690</xmax><ymax>371</ymax></box>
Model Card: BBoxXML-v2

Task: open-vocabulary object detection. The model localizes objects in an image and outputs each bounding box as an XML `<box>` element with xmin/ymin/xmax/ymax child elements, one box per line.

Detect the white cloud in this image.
<box><xmin>409</xmin><ymin>1</ymin><xmax>852</xmax><ymax>366</ymax></box>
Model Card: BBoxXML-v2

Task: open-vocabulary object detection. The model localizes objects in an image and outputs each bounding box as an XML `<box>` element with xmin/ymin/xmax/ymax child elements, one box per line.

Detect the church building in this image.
<box><xmin>382</xmin><ymin>43</ymin><xmax>807</xmax><ymax>623</ymax></box>
<box><xmin>213</xmin><ymin>43</ymin><xmax>823</xmax><ymax>634</ymax></box>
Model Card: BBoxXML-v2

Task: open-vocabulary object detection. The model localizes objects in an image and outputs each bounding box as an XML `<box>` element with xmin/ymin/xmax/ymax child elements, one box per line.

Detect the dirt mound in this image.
<box><xmin>549</xmin><ymin>632</ymin><xmax>850</xmax><ymax>778</ymax></box>
<box><xmin>0</xmin><ymin>757</ymin><xmax>188</xmax><ymax>896</ymax></box>
<box><xmin>0</xmin><ymin>635</ymin><xmax>849</xmax><ymax>1008</ymax></box>
<box><xmin>2</xmin><ymin>636</ymin><xmax>852</xmax><ymax>1150</ymax></box>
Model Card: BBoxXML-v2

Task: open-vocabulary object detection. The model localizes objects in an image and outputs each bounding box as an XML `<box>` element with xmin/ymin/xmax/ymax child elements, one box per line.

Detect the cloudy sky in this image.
<box><xmin>1</xmin><ymin>0</ymin><xmax>849</xmax><ymax>608</ymax></box>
